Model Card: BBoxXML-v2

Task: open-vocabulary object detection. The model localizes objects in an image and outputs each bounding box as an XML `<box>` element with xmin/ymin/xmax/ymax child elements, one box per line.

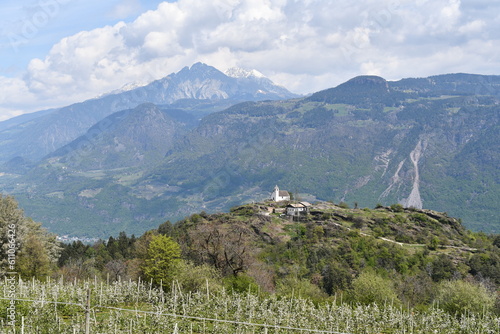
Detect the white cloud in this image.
<box><xmin>440</xmin><ymin>0</ymin><xmax>461</xmax><ymax>26</ymax></box>
<box><xmin>1</xmin><ymin>0</ymin><xmax>500</xmax><ymax>120</ymax></box>
<box><xmin>0</xmin><ymin>75</ymin><xmax>39</xmax><ymax>120</ymax></box>
<box><xmin>458</xmin><ymin>19</ymin><xmax>486</xmax><ymax>34</ymax></box>
<box><xmin>109</xmin><ymin>0</ymin><xmax>142</xmax><ymax>19</ymax></box>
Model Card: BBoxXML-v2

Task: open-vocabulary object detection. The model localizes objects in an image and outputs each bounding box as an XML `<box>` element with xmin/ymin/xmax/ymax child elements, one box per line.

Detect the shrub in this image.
<box><xmin>352</xmin><ymin>217</ymin><xmax>366</xmax><ymax>229</ymax></box>
<box><xmin>411</xmin><ymin>213</ymin><xmax>429</xmax><ymax>223</ymax></box>
<box><xmin>276</xmin><ymin>276</ymin><xmax>328</xmax><ymax>302</ymax></box>
<box><xmin>390</xmin><ymin>203</ymin><xmax>404</xmax><ymax>212</ymax></box>
<box><xmin>224</xmin><ymin>273</ymin><xmax>259</xmax><ymax>294</ymax></box>
<box><xmin>322</xmin><ymin>262</ymin><xmax>353</xmax><ymax>295</ymax></box>
<box><xmin>435</xmin><ymin>280</ymin><xmax>495</xmax><ymax>315</ymax></box>
<box><xmin>321</xmin><ymin>212</ymin><xmax>331</xmax><ymax>220</ymax></box>
<box><xmin>230</xmin><ymin>206</ymin><xmax>256</xmax><ymax>217</ymax></box>
<box><xmin>429</xmin><ymin>254</ymin><xmax>456</xmax><ymax>281</ymax></box>
<box><xmin>175</xmin><ymin>261</ymin><xmax>222</xmax><ymax>293</ymax></box>
<box><xmin>338</xmin><ymin>202</ymin><xmax>350</xmax><ymax>209</ymax></box>
<box><xmin>349</xmin><ymin>271</ymin><xmax>400</xmax><ymax>306</ymax></box>
<box><xmin>427</xmin><ymin>236</ymin><xmax>440</xmax><ymax>251</ymax></box>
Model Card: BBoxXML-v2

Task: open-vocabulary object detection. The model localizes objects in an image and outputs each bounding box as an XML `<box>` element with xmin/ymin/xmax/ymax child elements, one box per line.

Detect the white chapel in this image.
<box><xmin>271</xmin><ymin>185</ymin><xmax>290</xmax><ymax>202</ymax></box>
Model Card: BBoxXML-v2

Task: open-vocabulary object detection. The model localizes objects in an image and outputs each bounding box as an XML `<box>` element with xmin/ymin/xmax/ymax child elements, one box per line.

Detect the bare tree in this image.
<box><xmin>189</xmin><ymin>223</ymin><xmax>250</xmax><ymax>276</ymax></box>
<box><xmin>105</xmin><ymin>259</ymin><xmax>127</xmax><ymax>281</ymax></box>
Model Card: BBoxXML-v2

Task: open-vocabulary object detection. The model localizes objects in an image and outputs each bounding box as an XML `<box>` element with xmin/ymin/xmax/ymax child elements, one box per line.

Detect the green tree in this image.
<box><xmin>143</xmin><ymin>234</ymin><xmax>181</xmax><ymax>286</ymax></box>
<box><xmin>92</xmin><ymin>240</ymin><xmax>112</xmax><ymax>271</ymax></box>
<box><xmin>428</xmin><ymin>254</ymin><xmax>456</xmax><ymax>281</ymax></box>
<box><xmin>175</xmin><ymin>261</ymin><xmax>222</xmax><ymax>292</ymax></box>
<box><xmin>493</xmin><ymin>235</ymin><xmax>500</xmax><ymax>248</ymax></box>
<box><xmin>350</xmin><ymin>271</ymin><xmax>400</xmax><ymax>306</ymax></box>
<box><xmin>225</xmin><ymin>273</ymin><xmax>260</xmax><ymax>295</ymax></box>
<box><xmin>468</xmin><ymin>252</ymin><xmax>500</xmax><ymax>284</ymax></box>
<box><xmin>276</xmin><ymin>276</ymin><xmax>328</xmax><ymax>302</ymax></box>
<box><xmin>435</xmin><ymin>280</ymin><xmax>495</xmax><ymax>315</ymax></box>
<box><xmin>23</xmin><ymin>220</ymin><xmax>61</xmax><ymax>266</ymax></box>
<box><xmin>58</xmin><ymin>240</ymin><xmax>90</xmax><ymax>267</ymax></box>
<box><xmin>322</xmin><ymin>261</ymin><xmax>352</xmax><ymax>295</ymax></box>
<box><xmin>396</xmin><ymin>273</ymin><xmax>435</xmax><ymax>309</ymax></box>
<box><xmin>1</xmin><ymin>195</ymin><xmax>60</xmax><ymax>278</ymax></box>
<box><xmin>116</xmin><ymin>231</ymin><xmax>135</xmax><ymax>259</ymax></box>
<box><xmin>338</xmin><ymin>202</ymin><xmax>350</xmax><ymax>209</ymax></box>
<box><xmin>106</xmin><ymin>236</ymin><xmax>121</xmax><ymax>259</ymax></box>
<box><xmin>390</xmin><ymin>203</ymin><xmax>404</xmax><ymax>212</ymax></box>
<box><xmin>158</xmin><ymin>220</ymin><xmax>173</xmax><ymax>236</ymax></box>
<box><xmin>17</xmin><ymin>234</ymin><xmax>51</xmax><ymax>279</ymax></box>
<box><xmin>0</xmin><ymin>195</ymin><xmax>25</xmax><ymax>271</ymax></box>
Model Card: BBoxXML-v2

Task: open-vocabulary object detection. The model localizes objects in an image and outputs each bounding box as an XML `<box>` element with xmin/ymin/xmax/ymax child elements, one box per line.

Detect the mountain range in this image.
<box><xmin>0</xmin><ymin>62</ymin><xmax>298</xmax><ymax>164</ymax></box>
<box><xmin>0</xmin><ymin>65</ymin><xmax>498</xmax><ymax>238</ymax></box>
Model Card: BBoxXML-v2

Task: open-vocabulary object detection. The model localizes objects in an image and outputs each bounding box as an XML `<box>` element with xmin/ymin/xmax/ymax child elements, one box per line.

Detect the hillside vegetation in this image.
<box><xmin>57</xmin><ymin>200</ymin><xmax>500</xmax><ymax>313</ymax></box>
<box><xmin>178</xmin><ymin>202</ymin><xmax>498</xmax><ymax>299</ymax></box>
<box><xmin>1</xmin><ymin>194</ymin><xmax>500</xmax><ymax>332</ymax></box>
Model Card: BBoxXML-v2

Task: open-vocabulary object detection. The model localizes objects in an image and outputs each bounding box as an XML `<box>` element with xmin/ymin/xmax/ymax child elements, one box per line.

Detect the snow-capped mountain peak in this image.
<box><xmin>225</xmin><ymin>67</ymin><xmax>265</xmax><ymax>79</ymax></box>
<box><xmin>97</xmin><ymin>81</ymin><xmax>148</xmax><ymax>98</ymax></box>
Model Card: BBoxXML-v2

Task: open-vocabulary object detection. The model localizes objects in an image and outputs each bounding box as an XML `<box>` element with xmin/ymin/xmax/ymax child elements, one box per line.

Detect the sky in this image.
<box><xmin>0</xmin><ymin>0</ymin><xmax>499</xmax><ymax>121</ymax></box>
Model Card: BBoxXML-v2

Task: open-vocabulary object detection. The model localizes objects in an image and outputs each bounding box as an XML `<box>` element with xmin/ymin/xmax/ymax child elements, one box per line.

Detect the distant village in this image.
<box><xmin>56</xmin><ymin>235</ymin><xmax>100</xmax><ymax>244</ymax></box>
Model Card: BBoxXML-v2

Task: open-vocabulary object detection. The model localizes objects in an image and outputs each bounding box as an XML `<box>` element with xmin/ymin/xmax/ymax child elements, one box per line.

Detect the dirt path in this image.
<box><xmin>330</xmin><ymin>218</ymin><xmax>477</xmax><ymax>252</ymax></box>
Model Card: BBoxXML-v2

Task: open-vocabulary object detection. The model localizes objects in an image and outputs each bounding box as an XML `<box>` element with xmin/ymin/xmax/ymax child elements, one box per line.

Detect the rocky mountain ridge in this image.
<box><xmin>0</xmin><ymin>63</ymin><xmax>298</xmax><ymax>163</ymax></box>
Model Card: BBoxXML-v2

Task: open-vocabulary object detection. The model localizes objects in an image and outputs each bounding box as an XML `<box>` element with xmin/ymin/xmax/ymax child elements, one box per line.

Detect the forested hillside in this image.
<box><xmin>1</xmin><ymin>194</ymin><xmax>500</xmax><ymax>332</ymax></box>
